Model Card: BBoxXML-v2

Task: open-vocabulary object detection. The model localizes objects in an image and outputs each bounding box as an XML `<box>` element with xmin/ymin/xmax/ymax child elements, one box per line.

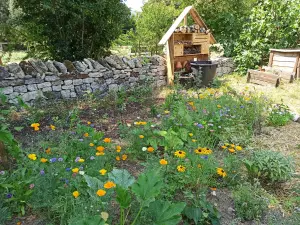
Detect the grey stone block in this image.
<box><xmin>14</xmin><ymin>85</ymin><xmax>27</xmax><ymax>93</ymax></box>
<box><xmin>61</xmin><ymin>90</ymin><xmax>71</xmax><ymax>98</ymax></box>
<box><xmin>25</xmin><ymin>78</ymin><xmax>44</xmax><ymax>85</ymax></box>
<box><xmin>89</xmin><ymin>72</ymin><xmax>103</xmax><ymax>78</ymax></box>
<box><xmin>73</xmin><ymin>79</ymin><xmax>83</xmax><ymax>85</ymax></box>
<box><xmin>83</xmin><ymin>78</ymin><xmax>94</xmax><ymax>84</ymax></box>
<box><xmin>70</xmin><ymin>92</ymin><xmax>77</xmax><ymax>98</ymax></box>
<box><xmin>37</xmin><ymin>82</ymin><xmax>51</xmax><ymax>89</ymax></box>
<box><xmin>22</xmin><ymin>91</ymin><xmax>38</xmax><ymax>101</ymax></box>
<box><xmin>45</xmin><ymin>76</ymin><xmax>59</xmax><ymax>82</ymax></box>
<box><xmin>42</xmin><ymin>87</ymin><xmax>52</xmax><ymax>92</ymax></box>
<box><xmin>2</xmin><ymin>86</ymin><xmax>13</xmax><ymax>94</ymax></box>
<box><xmin>27</xmin><ymin>84</ymin><xmax>38</xmax><ymax>91</ymax></box>
<box><xmin>62</xmin><ymin>85</ymin><xmax>74</xmax><ymax>90</ymax></box>
<box><xmin>52</xmin><ymin>85</ymin><xmax>62</xmax><ymax>91</ymax></box>
<box><xmin>64</xmin><ymin>80</ymin><xmax>73</xmax><ymax>85</ymax></box>
<box><xmin>109</xmin><ymin>84</ymin><xmax>118</xmax><ymax>92</ymax></box>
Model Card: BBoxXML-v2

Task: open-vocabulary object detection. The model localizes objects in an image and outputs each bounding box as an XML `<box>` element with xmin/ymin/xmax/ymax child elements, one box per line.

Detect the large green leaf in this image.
<box><xmin>83</xmin><ymin>175</ymin><xmax>103</xmax><ymax>190</ymax></box>
<box><xmin>183</xmin><ymin>206</ymin><xmax>202</xmax><ymax>224</ymax></box>
<box><xmin>70</xmin><ymin>215</ymin><xmax>105</xmax><ymax>225</ymax></box>
<box><xmin>116</xmin><ymin>186</ymin><xmax>131</xmax><ymax>209</ymax></box>
<box><xmin>149</xmin><ymin>200</ymin><xmax>186</xmax><ymax>225</ymax></box>
<box><xmin>131</xmin><ymin>170</ymin><xmax>163</xmax><ymax>207</ymax></box>
<box><xmin>108</xmin><ymin>169</ymin><xmax>135</xmax><ymax>189</ymax></box>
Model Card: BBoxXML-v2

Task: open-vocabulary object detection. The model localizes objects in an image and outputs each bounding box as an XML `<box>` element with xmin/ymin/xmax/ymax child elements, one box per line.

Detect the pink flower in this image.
<box><xmin>29</xmin><ymin>184</ymin><xmax>35</xmax><ymax>189</ymax></box>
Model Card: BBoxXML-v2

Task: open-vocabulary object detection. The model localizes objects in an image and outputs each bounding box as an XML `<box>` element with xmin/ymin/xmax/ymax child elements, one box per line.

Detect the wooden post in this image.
<box><xmin>268</xmin><ymin>52</ymin><xmax>274</xmax><ymax>67</ymax></box>
<box><xmin>184</xmin><ymin>16</ymin><xmax>187</xmax><ymax>26</ymax></box>
<box><xmin>166</xmin><ymin>34</ymin><xmax>174</xmax><ymax>85</ymax></box>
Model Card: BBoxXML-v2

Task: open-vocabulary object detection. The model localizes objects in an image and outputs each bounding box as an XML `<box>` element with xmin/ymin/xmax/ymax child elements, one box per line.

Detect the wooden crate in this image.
<box><xmin>247</xmin><ymin>69</ymin><xmax>280</xmax><ymax>87</ymax></box>
<box><xmin>201</xmin><ymin>43</ymin><xmax>209</xmax><ymax>54</ymax></box>
<box><xmin>192</xmin><ymin>33</ymin><xmax>209</xmax><ymax>45</ymax></box>
<box><xmin>174</xmin><ymin>44</ymin><xmax>184</xmax><ymax>56</ymax></box>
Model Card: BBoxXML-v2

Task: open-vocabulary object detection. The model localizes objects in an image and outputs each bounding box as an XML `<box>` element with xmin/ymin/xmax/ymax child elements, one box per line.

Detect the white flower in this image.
<box><xmin>151</xmin><ymin>124</ymin><xmax>156</xmax><ymax>128</ymax></box>
<box><xmin>79</xmin><ymin>171</ymin><xmax>85</xmax><ymax>175</ymax></box>
<box><xmin>127</xmin><ymin>123</ymin><xmax>131</xmax><ymax>127</ymax></box>
<box><xmin>142</xmin><ymin>147</ymin><xmax>147</xmax><ymax>151</ymax></box>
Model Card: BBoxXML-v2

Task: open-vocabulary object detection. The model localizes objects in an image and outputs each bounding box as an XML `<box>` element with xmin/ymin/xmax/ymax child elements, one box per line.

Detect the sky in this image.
<box><xmin>125</xmin><ymin>0</ymin><xmax>145</xmax><ymax>12</ymax></box>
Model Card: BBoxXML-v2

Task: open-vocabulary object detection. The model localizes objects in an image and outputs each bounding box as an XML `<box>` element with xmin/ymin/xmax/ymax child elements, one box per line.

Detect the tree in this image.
<box><xmin>136</xmin><ymin>1</ymin><xmax>177</xmax><ymax>55</ymax></box>
<box><xmin>234</xmin><ymin>0</ymin><xmax>300</xmax><ymax>72</ymax></box>
<box><xmin>13</xmin><ymin>0</ymin><xmax>131</xmax><ymax>60</ymax></box>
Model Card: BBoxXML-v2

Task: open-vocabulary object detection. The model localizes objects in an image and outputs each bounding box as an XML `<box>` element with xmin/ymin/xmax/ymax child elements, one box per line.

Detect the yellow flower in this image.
<box><xmin>72</xmin><ymin>168</ymin><xmax>79</xmax><ymax>173</ymax></box>
<box><xmin>236</xmin><ymin>146</ymin><xmax>243</xmax><ymax>151</ymax></box>
<box><xmin>230</xmin><ymin>144</ymin><xmax>235</xmax><ymax>148</ymax></box>
<box><xmin>96</xmin><ymin>146</ymin><xmax>105</xmax><ymax>152</ymax></box>
<box><xmin>147</xmin><ymin>147</ymin><xmax>155</xmax><ymax>152</ymax></box>
<box><xmin>192</xmin><ymin>139</ymin><xmax>197</xmax><ymax>142</ymax></box>
<box><xmin>217</xmin><ymin>168</ymin><xmax>227</xmax><ymax>177</ymax></box>
<box><xmin>139</xmin><ymin>135</ymin><xmax>144</xmax><ymax>139</ymax></box>
<box><xmin>28</xmin><ymin>154</ymin><xmax>37</xmax><ymax>161</ymax></box>
<box><xmin>194</xmin><ymin>147</ymin><xmax>212</xmax><ymax>155</ymax></box>
<box><xmin>89</xmin><ymin>143</ymin><xmax>95</xmax><ymax>147</ymax></box>
<box><xmin>99</xmin><ymin>169</ymin><xmax>107</xmax><ymax>175</ymax></box>
<box><xmin>96</xmin><ymin>189</ymin><xmax>106</xmax><ymax>197</ymax></box>
<box><xmin>244</xmin><ymin>97</ymin><xmax>250</xmax><ymax>101</ymax></box>
<box><xmin>189</xmin><ymin>133</ymin><xmax>193</xmax><ymax>137</ymax></box>
<box><xmin>116</xmin><ymin>146</ymin><xmax>121</xmax><ymax>152</ymax></box>
<box><xmin>140</xmin><ymin>121</ymin><xmax>147</xmax><ymax>125</ymax></box>
<box><xmin>228</xmin><ymin>148</ymin><xmax>235</xmax><ymax>153</ymax></box>
<box><xmin>217</xmin><ymin>104</ymin><xmax>221</xmax><ymax>108</ymax></box>
<box><xmin>104</xmin><ymin>181</ymin><xmax>116</xmax><ymax>189</ymax></box>
<box><xmin>16</xmin><ymin>222</ymin><xmax>21</xmax><ymax>225</ymax></box>
<box><xmin>224</xmin><ymin>143</ymin><xmax>229</xmax><ymax>146</ymax></box>
<box><xmin>78</xmin><ymin>158</ymin><xmax>85</xmax><ymax>163</ymax></box>
<box><xmin>159</xmin><ymin>159</ymin><xmax>168</xmax><ymax>165</ymax></box>
<box><xmin>40</xmin><ymin>158</ymin><xmax>48</xmax><ymax>163</ymax></box>
<box><xmin>199</xmin><ymin>94</ymin><xmax>205</xmax><ymax>99</ymax></box>
<box><xmin>83</xmin><ymin>133</ymin><xmax>89</xmax><ymax>137</ymax></box>
<box><xmin>103</xmin><ymin>138</ymin><xmax>111</xmax><ymax>143</ymax></box>
<box><xmin>96</xmin><ymin>152</ymin><xmax>105</xmax><ymax>156</ymax></box>
<box><xmin>164</xmin><ymin>110</ymin><xmax>170</xmax><ymax>114</ymax></box>
<box><xmin>177</xmin><ymin>165</ymin><xmax>186</xmax><ymax>172</ymax></box>
<box><xmin>197</xmin><ymin>164</ymin><xmax>202</xmax><ymax>168</ymax></box>
<box><xmin>174</xmin><ymin>150</ymin><xmax>186</xmax><ymax>158</ymax></box>
<box><xmin>45</xmin><ymin>148</ymin><xmax>51</xmax><ymax>154</ymax></box>
<box><xmin>34</xmin><ymin>127</ymin><xmax>39</xmax><ymax>131</ymax></box>
<box><xmin>73</xmin><ymin>191</ymin><xmax>80</xmax><ymax>198</ymax></box>
<box><xmin>87</xmin><ymin>121</ymin><xmax>91</xmax><ymax>125</ymax></box>
<box><xmin>221</xmin><ymin>145</ymin><xmax>227</xmax><ymax>149</ymax></box>
<box><xmin>122</xmin><ymin>154</ymin><xmax>128</xmax><ymax>161</ymax></box>
<box><xmin>50</xmin><ymin>124</ymin><xmax>56</xmax><ymax>130</ymax></box>
<box><xmin>188</xmin><ymin>101</ymin><xmax>194</xmax><ymax>106</ymax></box>
<box><xmin>31</xmin><ymin>123</ymin><xmax>40</xmax><ymax>131</ymax></box>
<box><xmin>116</xmin><ymin>156</ymin><xmax>120</xmax><ymax>161</ymax></box>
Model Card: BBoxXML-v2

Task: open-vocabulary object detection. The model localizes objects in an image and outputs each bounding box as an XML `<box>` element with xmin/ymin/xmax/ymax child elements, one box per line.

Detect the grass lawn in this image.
<box><xmin>0</xmin><ymin>75</ymin><xmax>299</xmax><ymax>225</ymax></box>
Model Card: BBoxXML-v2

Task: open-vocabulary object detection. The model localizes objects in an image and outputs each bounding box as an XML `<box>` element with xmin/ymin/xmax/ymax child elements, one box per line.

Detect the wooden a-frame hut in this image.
<box><xmin>159</xmin><ymin>6</ymin><xmax>216</xmax><ymax>85</ymax></box>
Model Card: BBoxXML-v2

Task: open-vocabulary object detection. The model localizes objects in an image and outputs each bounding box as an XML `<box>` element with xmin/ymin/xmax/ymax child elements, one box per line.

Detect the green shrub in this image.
<box><xmin>244</xmin><ymin>150</ymin><xmax>294</xmax><ymax>183</ymax></box>
<box><xmin>233</xmin><ymin>184</ymin><xmax>268</xmax><ymax>221</ymax></box>
<box><xmin>267</xmin><ymin>104</ymin><xmax>293</xmax><ymax>127</ymax></box>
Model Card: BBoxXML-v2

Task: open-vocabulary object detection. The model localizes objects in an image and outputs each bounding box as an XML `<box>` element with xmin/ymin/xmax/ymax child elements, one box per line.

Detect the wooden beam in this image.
<box><xmin>166</xmin><ymin>34</ymin><xmax>174</xmax><ymax>85</ymax></box>
<box><xmin>159</xmin><ymin>6</ymin><xmax>193</xmax><ymax>45</ymax></box>
<box><xmin>184</xmin><ymin>16</ymin><xmax>187</xmax><ymax>26</ymax></box>
<box><xmin>268</xmin><ymin>52</ymin><xmax>274</xmax><ymax>67</ymax></box>
<box><xmin>293</xmin><ymin>55</ymin><xmax>299</xmax><ymax>72</ymax></box>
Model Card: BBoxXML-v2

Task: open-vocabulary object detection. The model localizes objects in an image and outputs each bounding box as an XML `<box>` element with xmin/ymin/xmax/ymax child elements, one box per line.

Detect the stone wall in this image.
<box><xmin>0</xmin><ymin>55</ymin><xmax>167</xmax><ymax>104</ymax></box>
<box><xmin>212</xmin><ymin>57</ymin><xmax>235</xmax><ymax>76</ymax></box>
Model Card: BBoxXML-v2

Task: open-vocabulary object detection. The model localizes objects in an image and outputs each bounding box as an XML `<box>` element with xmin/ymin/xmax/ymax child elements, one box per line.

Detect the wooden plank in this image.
<box><xmin>166</xmin><ymin>34</ymin><xmax>174</xmax><ymax>85</ymax></box>
<box><xmin>273</xmin><ymin>52</ymin><xmax>299</xmax><ymax>57</ymax></box>
<box><xmin>159</xmin><ymin>6</ymin><xmax>193</xmax><ymax>45</ymax></box>
<box><xmin>175</xmin><ymin>54</ymin><xmax>208</xmax><ymax>61</ymax></box>
<box><xmin>250</xmin><ymin>79</ymin><xmax>279</xmax><ymax>87</ymax></box>
<box><xmin>296</xmin><ymin>59</ymin><xmax>300</xmax><ymax>79</ymax></box>
<box><xmin>272</xmin><ymin>60</ymin><xmax>296</xmax><ymax>68</ymax></box>
<box><xmin>273</xmin><ymin>55</ymin><xmax>297</xmax><ymax>62</ymax></box>
<box><xmin>174</xmin><ymin>44</ymin><xmax>183</xmax><ymax>56</ymax></box>
<box><xmin>270</xmin><ymin>49</ymin><xmax>300</xmax><ymax>53</ymax></box>
<box><xmin>293</xmin><ymin>55</ymin><xmax>299</xmax><ymax>72</ymax></box>
<box><xmin>272</xmin><ymin>65</ymin><xmax>295</xmax><ymax>71</ymax></box>
<box><xmin>184</xmin><ymin>16</ymin><xmax>187</xmax><ymax>26</ymax></box>
<box><xmin>268</xmin><ymin>52</ymin><xmax>274</xmax><ymax>67</ymax></box>
<box><xmin>248</xmin><ymin>70</ymin><xmax>280</xmax><ymax>83</ymax></box>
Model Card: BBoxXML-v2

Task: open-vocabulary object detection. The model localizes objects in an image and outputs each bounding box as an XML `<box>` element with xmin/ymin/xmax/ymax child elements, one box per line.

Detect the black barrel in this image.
<box><xmin>190</xmin><ymin>61</ymin><xmax>218</xmax><ymax>86</ymax></box>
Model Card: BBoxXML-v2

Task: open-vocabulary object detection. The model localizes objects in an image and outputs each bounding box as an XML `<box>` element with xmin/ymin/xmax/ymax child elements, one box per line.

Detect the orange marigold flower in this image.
<box><xmin>147</xmin><ymin>147</ymin><xmax>155</xmax><ymax>152</ymax></box>
<box><xmin>96</xmin><ymin>146</ymin><xmax>105</xmax><ymax>152</ymax></box>
<box><xmin>228</xmin><ymin>148</ymin><xmax>235</xmax><ymax>153</ymax></box>
<box><xmin>159</xmin><ymin>159</ymin><xmax>168</xmax><ymax>165</ymax></box>
<box><xmin>45</xmin><ymin>148</ymin><xmax>51</xmax><ymax>154</ymax></box>
<box><xmin>87</xmin><ymin>121</ymin><xmax>91</xmax><ymax>125</ymax></box>
<box><xmin>40</xmin><ymin>158</ymin><xmax>48</xmax><ymax>163</ymax></box>
<box><xmin>96</xmin><ymin>189</ymin><xmax>106</xmax><ymax>197</ymax></box>
<box><xmin>104</xmin><ymin>181</ymin><xmax>116</xmax><ymax>189</ymax></box>
<box><xmin>89</xmin><ymin>143</ymin><xmax>95</xmax><ymax>147</ymax></box>
<box><xmin>50</xmin><ymin>124</ymin><xmax>56</xmax><ymax>130</ymax></box>
<box><xmin>122</xmin><ymin>154</ymin><xmax>128</xmax><ymax>161</ymax></box>
<box><xmin>221</xmin><ymin>145</ymin><xmax>227</xmax><ymax>149</ymax></box>
<box><xmin>116</xmin><ymin>145</ymin><xmax>122</xmax><ymax>152</ymax></box>
<box><xmin>83</xmin><ymin>133</ymin><xmax>89</xmax><ymax>137</ymax></box>
<box><xmin>103</xmin><ymin>138</ymin><xmax>111</xmax><ymax>143</ymax></box>
<box><xmin>116</xmin><ymin>156</ymin><xmax>120</xmax><ymax>161</ymax></box>
<box><xmin>72</xmin><ymin>168</ymin><xmax>79</xmax><ymax>173</ymax></box>
<box><xmin>28</xmin><ymin>153</ymin><xmax>37</xmax><ymax>161</ymax></box>
<box><xmin>139</xmin><ymin>135</ymin><xmax>144</xmax><ymax>139</ymax></box>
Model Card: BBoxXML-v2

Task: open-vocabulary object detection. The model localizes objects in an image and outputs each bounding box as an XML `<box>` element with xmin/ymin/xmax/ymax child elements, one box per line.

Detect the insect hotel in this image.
<box><xmin>247</xmin><ymin>49</ymin><xmax>300</xmax><ymax>87</ymax></box>
<box><xmin>158</xmin><ymin>6</ymin><xmax>216</xmax><ymax>85</ymax></box>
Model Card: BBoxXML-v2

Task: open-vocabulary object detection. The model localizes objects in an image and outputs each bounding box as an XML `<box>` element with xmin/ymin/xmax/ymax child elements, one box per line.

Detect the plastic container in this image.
<box><xmin>190</xmin><ymin>60</ymin><xmax>218</xmax><ymax>86</ymax></box>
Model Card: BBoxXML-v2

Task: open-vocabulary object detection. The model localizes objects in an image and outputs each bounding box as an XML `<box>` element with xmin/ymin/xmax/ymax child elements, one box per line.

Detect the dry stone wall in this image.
<box><xmin>0</xmin><ymin>55</ymin><xmax>167</xmax><ymax>104</ymax></box>
<box><xmin>212</xmin><ymin>57</ymin><xmax>235</xmax><ymax>76</ymax></box>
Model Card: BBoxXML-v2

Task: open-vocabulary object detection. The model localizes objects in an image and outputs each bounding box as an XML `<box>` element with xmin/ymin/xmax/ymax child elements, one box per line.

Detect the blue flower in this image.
<box><xmin>0</xmin><ymin>171</ymin><xmax>5</xmax><ymax>175</ymax></box>
<box><xmin>201</xmin><ymin>156</ymin><xmax>208</xmax><ymax>160</ymax></box>
<box><xmin>50</xmin><ymin>158</ymin><xmax>57</xmax><ymax>163</ymax></box>
<box><xmin>78</xmin><ymin>139</ymin><xmax>84</xmax><ymax>142</ymax></box>
<box><xmin>66</xmin><ymin>168</ymin><xmax>71</xmax><ymax>172</ymax></box>
<box><xmin>75</xmin><ymin>157</ymin><xmax>80</xmax><ymax>162</ymax></box>
<box><xmin>40</xmin><ymin>170</ymin><xmax>45</xmax><ymax>175</ymax></box>
<box><xmin>6</xmin><ymin>193</ymin><xmax>12</xmax><ymax>199</ymax></box>
<box><xmin>90</xmin><ymin>156</ymin><xmax>95</xmax><ymax>160</ymax></box>
<box><xmin>58</xmin><ymin>158</ymin><xmax>63</xmax><ymax>162</ymax></box>
<box><xmin>197</xmin><ymin>124</ymin><xmax>204</xmax><ymax>128</ymax></box>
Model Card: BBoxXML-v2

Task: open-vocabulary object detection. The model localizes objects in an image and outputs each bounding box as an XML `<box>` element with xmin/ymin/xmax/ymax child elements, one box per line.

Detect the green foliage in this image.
<box><xmin>12</xmin><ymin>0</ymin><xmax>131</xmax><ymax>60</ymax></box>
<box><xmin>69</xmin><ymin>216</ymin><xmax>105</xmax><ymax>225</ymax></box>
<box><xmin>234</xmin><ymin>0</ymin><xmax>300</xmax><ymax>72</ymax></box>
<box><xmin>131</xmin><ymin>169</ymin><xmax>164</xmax><ymax>207</ymax></box>
<box><xmin>108</xmin><ymin>169</ymin><xmax>135</xmax><ymax>189</ymax></box>
<box><xmin>244</xmin><ymin>150</ymin><xmax>295</xmax><ymax>183</ymax></box>
<box><xmin>135</xmin><ymin>1</ymin><xmax>177</xmax><ymax>54</ymax></box>
<box><xmin>148</xmin><ymin>200</ymin><xmax>186</xmax><ymax>225</ymax></box>
<box><xmin>267</xmin><ymin>103</ymin><xmax>293</xmax><ymax>126</ymax></box>
<box><xmin>233</xmin><ymin>183</ymin><xmax>268</xmax><ymax>221</ymax></box>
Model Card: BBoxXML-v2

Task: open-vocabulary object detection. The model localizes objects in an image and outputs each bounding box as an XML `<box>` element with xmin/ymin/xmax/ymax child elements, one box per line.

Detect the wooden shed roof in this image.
<box><xmin>158</xmin><ymin>6</ymin><xmax>216</xmax><ymax>46</ymax></box>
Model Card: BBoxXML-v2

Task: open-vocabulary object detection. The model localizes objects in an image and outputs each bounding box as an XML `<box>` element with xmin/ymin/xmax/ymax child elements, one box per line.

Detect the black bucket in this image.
<box><xmin>190</xmin><ymin>61</ymin><xmax>218</xmax><ymax>86</ymax></box>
